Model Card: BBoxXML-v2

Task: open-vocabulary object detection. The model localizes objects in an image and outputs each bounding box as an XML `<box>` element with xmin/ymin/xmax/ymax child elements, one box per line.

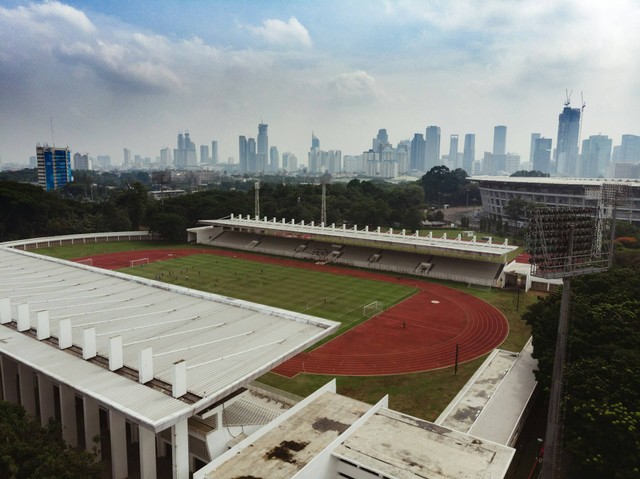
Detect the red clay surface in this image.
<box><xmin>73</xmin><ymin>248</ymin><xmax>509</xmax><ymax>377</ymax></box>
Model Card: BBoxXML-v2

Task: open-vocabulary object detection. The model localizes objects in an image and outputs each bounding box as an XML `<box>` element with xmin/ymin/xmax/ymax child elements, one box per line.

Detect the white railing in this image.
<box><xmin>1</xmin><ymin>231</ymin><xmax>161</xmax><ymax>250</ymax></box>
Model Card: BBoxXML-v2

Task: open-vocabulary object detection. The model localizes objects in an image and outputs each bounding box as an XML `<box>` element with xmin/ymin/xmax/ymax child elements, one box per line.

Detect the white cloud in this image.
<box><xmin>247</xmin><ymin>17</ymin><xmax>312</xmax><ymax>48</ymax></box>
<box><xmin>328</xmin><ymin>71</ymin><xmax>386</xmax><ymax>104</ymax></box>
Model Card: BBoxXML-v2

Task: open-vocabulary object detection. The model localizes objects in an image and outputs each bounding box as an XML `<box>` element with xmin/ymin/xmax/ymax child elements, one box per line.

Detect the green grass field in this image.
<box><xmin>37</xmin><ymin>241</ymin><xmax>538</xmax><ymax>421</ymax></box>
<box><xmin>121</xmin><ymin>254</ymin><xmax>416</xmax><ymax>345</ymax></box>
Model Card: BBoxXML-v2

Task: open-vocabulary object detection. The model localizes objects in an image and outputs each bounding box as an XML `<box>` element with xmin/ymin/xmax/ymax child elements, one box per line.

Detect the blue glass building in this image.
<box><xmin>36</xmin><ymin>145</ymin><xmax>72</xmax><ymax>191</ymax></box>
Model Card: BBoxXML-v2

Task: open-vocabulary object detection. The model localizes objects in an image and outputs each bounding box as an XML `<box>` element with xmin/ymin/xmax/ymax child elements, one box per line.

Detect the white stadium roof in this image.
<box><xmin>201</xmin><ymin>214</ymin><xmax>518</xmax><ymax>258</ymax></box>
<box><xmin>0</xmin><ymin>246</ymin><xmax>338</xmax><ymax>431</ymax></box>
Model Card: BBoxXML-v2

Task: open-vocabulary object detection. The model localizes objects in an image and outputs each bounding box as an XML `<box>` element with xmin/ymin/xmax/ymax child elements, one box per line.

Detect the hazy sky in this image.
<box><xmin>1</xmin><ymin>0</ymin><xmax>639</xmax><ymax>166</ymax></box>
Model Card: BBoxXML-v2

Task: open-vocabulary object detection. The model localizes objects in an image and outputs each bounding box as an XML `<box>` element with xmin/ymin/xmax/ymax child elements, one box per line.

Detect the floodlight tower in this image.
<box><xmin>254</xmin><ymin>181</ymin><xmax>260</xmax><ymax>219</ymax></box>
<box><xmin>320</xmin><ymin>173</ymin><xmax>330</xmax><ymax>226</ymax></box>
<box><xmin>528</xmin><ymin>185</ymin><xmax>625</xmax><ymax>479</ymax></box>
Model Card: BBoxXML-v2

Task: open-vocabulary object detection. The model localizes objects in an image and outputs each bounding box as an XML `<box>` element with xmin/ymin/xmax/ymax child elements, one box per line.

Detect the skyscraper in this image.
<box><xmin>211</xmin><ymin>140</ymin><xmax>219</xmax><ymax>164</ymax></box>
<box><xmin>529</xmin><ymin>133</ymin><xmax>541</xmax><ymax>163</ymax></box>
<box><xmin>532</xmin><ymin>138</ymin><xmax>552</xmax><ymax>174</ymax></box>
<box><xmin>425</xmin><ymin>126</ymin><xmax>441</xmax><ymax>170</ymax></box>
<box><xmin>311</xmin><ymin>132</ymin><xmax>320</xmax><ymax>149</ymax></box>
<box><xmin>448</xmin><ymin>134</ymin><xmax>459</xmax><ymax>169</ymax></box>
<box><xmin>123</xmin><ymin>148</ymin><xmax>131</xmax><ymax>167</ymax></box>
<box><xmin>238</xmin><ymin>136</ymin><xmax>247</xmax><ymax>172</ymax></box>
<box><xmin>257</xmin><ymin>123</ymin><xmax>268</xmax><ymax>172</ymax></box>
<box><xmin>174</xmin><ymin>132</ymin><xmax>197</xmax><ymax>168</ymax></box>
<box><xmin>493</xmin><ymin>126</ymin><xmax>507</xmax><ymax>155</ymax></box>
<box><xmin>73</xmin><ymin>152</ymin><xmax>90</xmax><ymax>170</ymax></box>
<box><xmin>200</xmin><ymin>145</ymin><xmax>209</xmax><ymax>164</ymax></box>
<box><xmin>410</xmin><ymin>133</ymin><xmax>425</xmax><ymax>172</ymax></box>
<box><xmin>247</xmin><ymin>138</ymin><xmax>257</xmax><ymax>172</ymax></box>
<box><xmin>462</xmin><ymin>134</ymin><xmax>475</xmax><ymax>175</ymax></box>
<box><xmin>270</xmin><ymin>146</ymin><xmax>279</xmax><ymax>171</ymax></box>
<box><xmin>36</xmin><ymin>144</ymin><xmax>72</xmax><ymax>191</ymax></box>
<box><xmin>555</xmin><ymin>105</ymin><xmax>581</xmax><ymax>176</ymax></box>
<box><xmin>581</xmin><ymin>135</ymin><xmax>612</xmax><ymax>178</ymax></box>
<box><xmin>620</xmin><ymin>134</ymin><xmax>640</xmax><ymax>163</ymax></box>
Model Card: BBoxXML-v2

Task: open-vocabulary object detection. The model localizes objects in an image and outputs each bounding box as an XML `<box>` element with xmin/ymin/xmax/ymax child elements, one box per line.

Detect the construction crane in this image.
<box><xmin>564</xmin><ymin>89</ymin><xmax>573</xmax><ymax>107</ymax></box>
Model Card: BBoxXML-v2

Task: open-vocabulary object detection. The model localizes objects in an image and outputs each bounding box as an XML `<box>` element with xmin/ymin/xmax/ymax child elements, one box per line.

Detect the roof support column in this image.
<box><xmin>109</xmin><ymin>409</ymin><xmax>128</xmax><ymax>479</ymax></box>
<box><xmin>60</xmin><ymin>384</ymin><xmax>78</xmax><ymax>448</ymax></box>
<box><xmin>139</xmin><ymin>425</ymin><xmax>157</xmax><ymax>479</ymax></box>
<box><xmin>171</xmin><ymin>418</ymin><xmax>189</xmax><ymax>479</ymax></box>
<box><xmin>1</xmin><ymin>355</ymin><xmax>18</xmax><ymax>404</ymax></box>
<box><xmin>38</xmin><ymin>373</ymin><xmax>55</xmax><ymax>427</ymax></box>
<box><xmin>18</xmin><ymin>364</ymin><xmax>36</xmax><ymax>416</ymax></box>
<box><xmin>83</xmin><ymin>396</ymin><xmax>102</xmax><ymax>461</ymax></box>
<box><xmin>157</xmin><ymin>434</ymin><xmax>167</xmax><ymax>457</ymax></box>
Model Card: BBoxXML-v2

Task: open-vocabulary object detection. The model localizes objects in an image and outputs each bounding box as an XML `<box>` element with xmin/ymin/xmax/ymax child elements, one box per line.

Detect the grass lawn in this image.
<box><xmin>37</xmin><ymin>241</ymin><xmax>538</xmax><ymax>421</ymax></box>
<box><xmin>34</xmin><ymin>240</ymin><xmax>202</xmax><ymax>260</ymax></box>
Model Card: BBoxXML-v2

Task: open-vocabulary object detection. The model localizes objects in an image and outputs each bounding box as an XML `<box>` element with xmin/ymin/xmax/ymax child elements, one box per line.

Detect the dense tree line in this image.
<box><xmin>523</xmin><ymin>240</ymin><xmax>640</xmax><ymax>478</ymax></box>
<box><xmin>0</xmin><ymin>402</ymin><xmax>101</xmax><ymax>478</ymax></box>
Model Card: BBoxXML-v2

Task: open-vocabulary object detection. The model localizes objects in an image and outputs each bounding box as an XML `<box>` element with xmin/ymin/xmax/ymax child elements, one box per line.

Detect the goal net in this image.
<box><xmin>363</xmin><ymin>301</ymin><xmax>383</xmax><ymax>317</ymax></box>
<box><xmin>130</xmin><ymin>258</ymin><xmax>150</xmax><ymax>267</ymax></box>
<box><xmin>75</xmin><ymin>258</ymin><xmax>93</xmax><ymax>266</ymax></box>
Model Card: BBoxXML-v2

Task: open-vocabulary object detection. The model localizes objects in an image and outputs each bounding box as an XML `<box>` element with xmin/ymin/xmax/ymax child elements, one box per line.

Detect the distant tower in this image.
<box><xmin>200</xmin><ymin>144</ymin><xmax>209</xmax><ymax>164</ymax></box>
<box><xmin>36</xmin><ymin>144</ymin><xmax>72</xmax><ymax>191</ymax></box>
<box><xmin>247</xmin><ymin>138</ymin><xmax>257</xmax><ymax>172</ymax></box>
<box><xmin>532</xmin><ymin>138</ymin><xmax>553</xmax><ymax>174</ymax></box>
<box><xmin>581</xmin><ymin>135</ymin><xmax>612</xmax><ymax>178</ymax></box>
<box><xmin>123</xmin><ymin>148</ymin><xmax>131</xmax><ymax>167</ymax></box>
<box><xmin>425</xmin><ymin>126</ymin><xmax>441</xmax><ymax>170</ymax></box>
<box><xmin>257</xmin><ymin>123</ymin><xmax>268</xmax><ymax>171</ymax></box>
<box><xmin>462</xmin><ymin>134</ymin><xmax>475</xmax><ymax>174</ymax></box>
<box><xmin>238</xmin><ymin>136</ymin><xmax>247</xmax><ymax>172</ymax></box>
<box><xmin>449</xmin><ymin>134</ymin><xmax>459</xmax><ymax>169</ymax></box>
<box><xmin>411</xmin><ymin>133</ymin><xmax>425</xmax><ymax>172</ymax></box>
<box><xmin>311</xmin><ymin>132</ymin><xmax>320</xmax><ymax>149</ymax></box>
<box><xmin>493</xmin><ymin>125</ymin><xmax>507</xmax><ymax>155</ymax></box>
<box><xmin>529</xmin><ymin>133</ymin><xmax>541</xmax><ymax>164</ymax></box>
<box><xmin>270</xmin><ymin>146</ymin><xmax>279</xmax><ymax>171</ymax></box>
<box><xmin>555</xmin><ymin>103</ymin><xmax>581</xmax><ymax>176</ymax></box>
<box><xmin>211</xmin><ymin>140</ymin><xmax>219</xmax><ymax>164</ymax></box>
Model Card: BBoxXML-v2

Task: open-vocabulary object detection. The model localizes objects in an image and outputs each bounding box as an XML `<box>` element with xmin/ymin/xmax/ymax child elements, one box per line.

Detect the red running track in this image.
<box><xmin>73</xmin><ymin>248</ymin><xmax>509</xmax><ymax>377</ymax></box>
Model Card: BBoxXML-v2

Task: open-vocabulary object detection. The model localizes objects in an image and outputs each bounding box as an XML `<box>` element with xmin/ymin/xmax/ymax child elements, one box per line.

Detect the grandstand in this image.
<box><xmin>189</xmin><ymin>215</ymin><xmax>517</xmax><ymax>287</ymax></box>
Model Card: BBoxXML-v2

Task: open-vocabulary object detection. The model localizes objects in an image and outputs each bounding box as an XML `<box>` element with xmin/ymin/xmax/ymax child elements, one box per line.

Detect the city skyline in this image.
<box><xmin>1</xmin><ymin>1</ymin><xmax>639</xmax><ymax>165</ymax></box>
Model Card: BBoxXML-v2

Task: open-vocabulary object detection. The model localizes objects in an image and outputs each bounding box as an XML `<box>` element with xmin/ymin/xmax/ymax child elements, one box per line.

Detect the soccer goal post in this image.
<box><xmin>363</xmin><ymin>300</ymin><xmax>382</xmax><ymax>317</ymax></box>
<box><xmin>75</xmin><ymin>258</ymin><xmax>93</xmax><ymax>266</ymax></box>
<box><xmin>130</xmin><ymin>258</ymin><xmax>149</xmax><ymax>267</ymax></box>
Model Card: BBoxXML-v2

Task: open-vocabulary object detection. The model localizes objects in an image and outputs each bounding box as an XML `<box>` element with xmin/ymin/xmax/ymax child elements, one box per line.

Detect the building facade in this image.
<box><xmin>36</xmin><ymin>144</ymin><xmax>72</xmax><ymax>191</ymax></box>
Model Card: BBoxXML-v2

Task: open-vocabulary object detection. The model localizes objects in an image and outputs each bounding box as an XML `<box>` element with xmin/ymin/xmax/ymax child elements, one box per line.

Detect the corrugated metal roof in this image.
<box><xmin>0</xmin><ymin>246</ymin><xmax>338</xmax><ymax>429</ymax></box>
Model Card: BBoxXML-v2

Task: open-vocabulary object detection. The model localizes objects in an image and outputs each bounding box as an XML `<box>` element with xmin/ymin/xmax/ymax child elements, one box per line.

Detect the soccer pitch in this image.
<box><xmin>121</xmin><ymin>254</ymin><xmax>417</xmax><ymax>339</ymax></box>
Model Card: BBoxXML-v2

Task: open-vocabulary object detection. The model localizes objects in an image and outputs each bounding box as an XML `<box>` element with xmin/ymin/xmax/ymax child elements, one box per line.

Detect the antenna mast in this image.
<box><xmin>50</xmin><ymin>117</ymin><xmax>55</xmax><ymax>147</ymax></box>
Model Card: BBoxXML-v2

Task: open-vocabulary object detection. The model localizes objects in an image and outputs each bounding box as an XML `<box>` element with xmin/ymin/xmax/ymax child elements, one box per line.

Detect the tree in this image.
<box><xmin>0</xmin><ymin>402</ymin><xmax>101</xmax><ymax>478</ymax></box>
<box><xmin>523</xmin><ymin>267</ymin><xmax>640</xmax><ymax>478</ymax></box>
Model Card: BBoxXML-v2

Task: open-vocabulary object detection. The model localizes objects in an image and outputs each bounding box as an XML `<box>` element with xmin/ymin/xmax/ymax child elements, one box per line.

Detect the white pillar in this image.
<box><xmin>172</xmin><ymin>360</ymin><xmax>187</xmax><ymax>398</ymax></box>
<box><xmin>83</xmin><ymin>396</ymin><xmax>102</xmax><ymax>461</ymax></box>
<box><xmin>0</xmin><ymin>297</ymin><xmax>11</xmax><ymax>324</ymax></box>
<box><xmin>156</xmin><ymin>435</ymin><xmax>167</xmax><ymax>458</ymax></box>
<box><xmin>1</xmin><ymin>356</ymin><xmax>18</xmax><ymax>404</ymax></box>
<box><xmin>17</xmin><ymin>303</ymin><xmax>30</xmax><ymax>331</ymax></box>
<box><xmin>109</xmin><ymin>410</ymin><xmax>128</xmax><ymax>479</ymax></box>
<box><xmin>109</xmin><ymin>336</ymin><xmax>123</xmax><ymax>371</ymax></box>
<box><xmin>171</xmin><ymin>419</ymin><xmax>189</xmax><ymax>479</ymax></box>
<box><xmin>36</xmin><ymin>310</ymin><xmax>51</xmax><ymax>340</ymax></box>
<box><xmin>38</xmin><ymin>374</ymin><xmax>55</xmax><ymax>427</ymax></box>
<box><xmin>18</xmin><ymin>364</ymin><xmax>36</xmax><ymax>416</ymax></box>
<box><xmin>60</xmin><ymin>384</ymin><xmax>78</xmax><ymax>448</ymax></box>
<box><xmin>139</xmin><ymin>426</ymin><xmax>157</xmax><ymax>479</ymax></box>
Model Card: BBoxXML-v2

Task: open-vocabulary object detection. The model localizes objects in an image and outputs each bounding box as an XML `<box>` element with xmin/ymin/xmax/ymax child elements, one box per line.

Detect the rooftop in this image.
<box><xmin>472</xmin><ymin>176</ymin><xmax>640</xmax><ymax>188</ymax></box>
<box><xmin>0</xmin><ymin>246</ymin><xmax>338</xmax><ymax>430</ymax></box>
<box><xmin>334</xmin><ymin>408</ymin><xmax>514</xmax><ymax>479</ymax></box>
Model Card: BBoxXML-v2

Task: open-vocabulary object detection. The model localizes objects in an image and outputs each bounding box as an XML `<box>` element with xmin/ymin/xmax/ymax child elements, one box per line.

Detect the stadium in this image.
<box><xmin>0</xmin><ymin>223</ymin><xmax>537</xmax><ymax>479</ymax></box>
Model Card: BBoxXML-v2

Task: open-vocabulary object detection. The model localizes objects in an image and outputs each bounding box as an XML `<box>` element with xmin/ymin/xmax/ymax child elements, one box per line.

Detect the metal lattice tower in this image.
<box><xmin>321</xmin><ymin>182</ymin><xmax>327</xmax><ymax>226</ymax></box>
<box><xmin>254</xmin><ymin>181</ymin><xmax>260</xmax><ymax>219</ymax></box>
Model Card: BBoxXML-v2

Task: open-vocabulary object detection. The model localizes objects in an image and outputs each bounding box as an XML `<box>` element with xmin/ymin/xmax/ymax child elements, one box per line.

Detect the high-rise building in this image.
<box><xmin>449</xmin><ymin>134</ymin><xmax>459</xmax><ymax>169</ymax></box>
<box><xmin>73</xmin><ymin>152</ymin><xmax>90</xmax><ymax>170</ymax></box>
<box><xmin>373</xmin><ymin>129</ymin><xmax>390</xmax><ymax>152</ymax></box>
<box><xmin>257</xmin><ymin>123</ymin><xmax>268</xmax><ymax>172</ymax></box>
<box><xmin>555</xmin><ymin>106</ymin><xmax>581</xmax><ymax>176</ymax></box>
<box><xmin>581</xmin><ymin>135</ymin><xmax>612</xmax><ymax>178</ymax></box>
<box><xmin>462</xmin><ymin>134</ymin><xmax>475</xmax><ymax>174</ymax></box>
<box><xmin>270</xmin><ymin>146</ymin><xmax>279</xmax><ymax>171</ymax></box>
<box><xmin>247</xmin><ymin>138</ymin><xmax>257</xmax><ymax>172</ymax></box>
<box><xmin>238</xmin><ymin>136</ymin><xmax>247</xmax><ymax>172</ymax></box>
<box><xmin>493</xmin><ymin>126</ymin><xmax>507</xmax><ymax>155</ymax></box>
<box><xmin>200</xmin><ymin>145</ymin><xmax>209</xmax><ymax>164</ymax></box>
<box><xmin>211</xmin><ymin>141</ymin><xmax>219</xmax><ymax>164</ymax></box>
<box><xmin>174</xmin><ymin>132</ymin><xmax>197</xmax><ymax>168</ymax></box>
<box><xmin>311</xmin><ymin>132</ymin><xmax>320</xmax><ymax>149</ymax></box>
<box><xmin>425</xmin><ymin>126</ymin><xmax>441</xmax><ymax>170</ymax></box>
<box><xmin>529</xmin><ymin>133</ymin><xmax>541</xmax><ymax>163</ymax></box>
<box><xmin>36</xmin><ymin>144</ymin><xmax>72</xmax><ymax>191</ymax></box>
<box><xmin>532</xmin><ymin>138</ymin><xmax>552</xmax><ymax>174</ymax></box>
<box><xmin>410</xmin><ymin>133</ymin><xmax>425</xmax><ymax>172</ymax></box>
<box><xmin>96</xmin><ymin>155</ymin><xmax>111</xmax><ymax>169</ymax></box>
<box><xmin>620</xmin><ymin>134</ymin><xmax>640</xmax><ymax>163</ymax></box>
<box><xmin>123</xmin><ymin>148</ymin><xmax>131</xmax><ymax>167</ymax></box>
<box><xmin>160</xmin><ymin>148</ymin><xmax>172</xmax><ymax>167</ymax></box>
